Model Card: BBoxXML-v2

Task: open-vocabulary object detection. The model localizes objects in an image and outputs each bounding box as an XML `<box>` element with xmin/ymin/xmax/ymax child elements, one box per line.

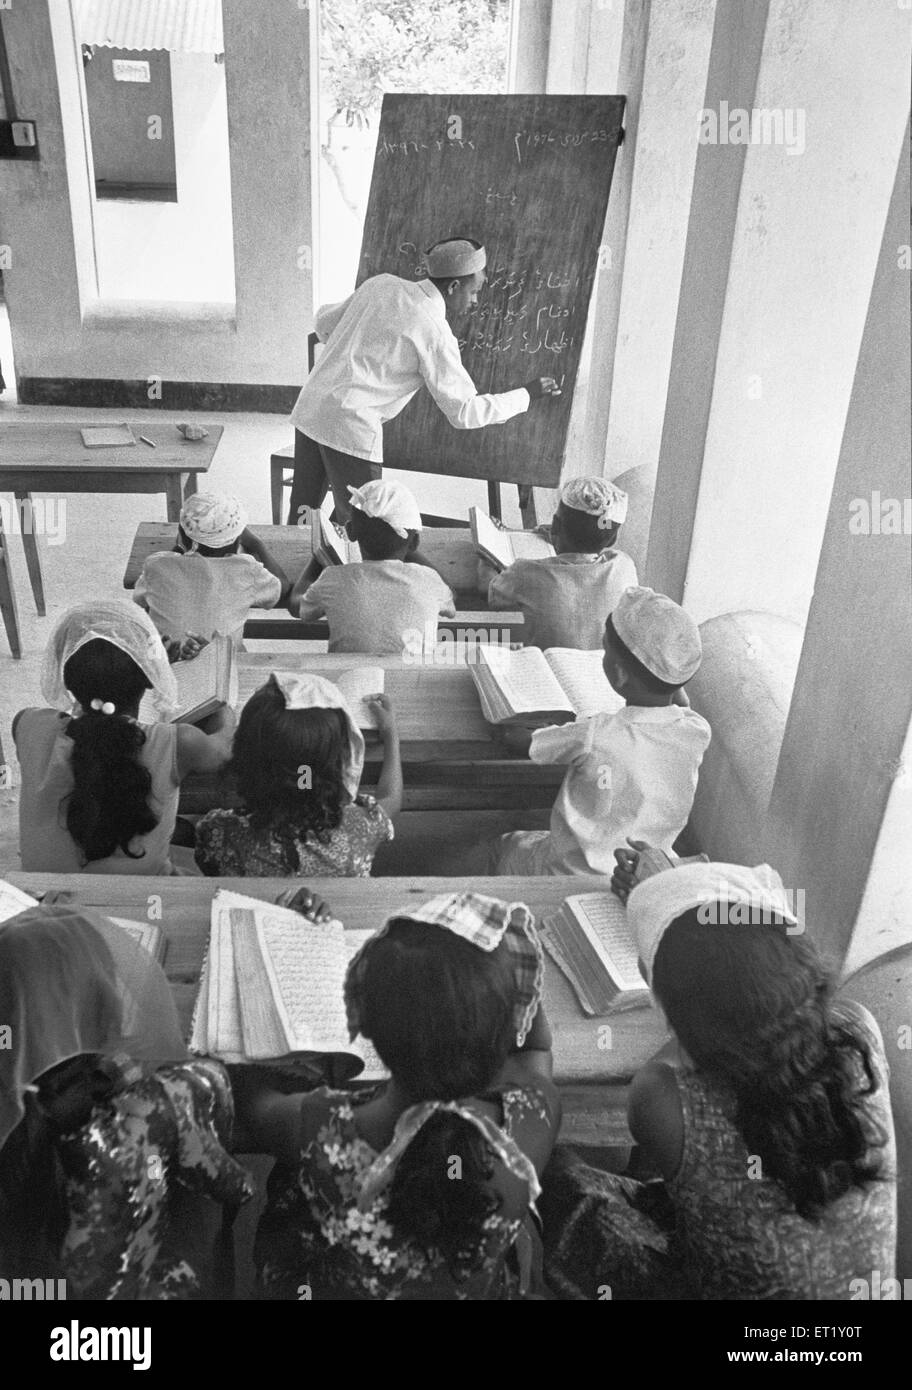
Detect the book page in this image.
<box><xmin>470</xmin><ymin>506</ymin><xmax>512</xmax><ymax>571</ymax></box>
<box><xmin>138</xmin><ymin>635</ymin><xmax>234</xmax><ymax>725</ymax></box>
<box><xmin>331</xmin><ymin>667</ymin><xmax>385</xmax><ymax>729</ymax></box>
<box><xmin>257</xmin><ymin>907</ymin><xmax>352</xmax><ymax>1055</ymax></box>
<box><xmin>510</xmin><ymin>530</ymin><xmax>555</xmax><ymax>561</ymax></box>
<box><xmin>569</xmin><ymin>894</ymin><xmax>645</xmax><ymax>992</ymax></box>
<box><xmin>475</xmin><ymin>645</ymin><xmax>574</xmax><ymax>718</ymax></box>
<box><xmin>0</xmin><ymin>879</ymin><xmax>39</xmax><ymax>924</ymax></box>
<box><xmin>205</xmin><ymin>895</ymin><xmax>246</xmax><ymax>1060</ymax></box>
<box><xmin>546</xmin><ymin>648</ymin><xmax>624</xmax><ymax>720</ymax></box>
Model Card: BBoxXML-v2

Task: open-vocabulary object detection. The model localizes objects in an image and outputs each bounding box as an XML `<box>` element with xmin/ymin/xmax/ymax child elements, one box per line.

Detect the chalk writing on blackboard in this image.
<box><xmin>379</xmin><ymin>136</ymin><xmax>477</xmax><ymax>157</ymax></box>
<box><xmin>513</xmin><ymin>127</ymin><xmax>614</xmax><ymax>164</ymax></box>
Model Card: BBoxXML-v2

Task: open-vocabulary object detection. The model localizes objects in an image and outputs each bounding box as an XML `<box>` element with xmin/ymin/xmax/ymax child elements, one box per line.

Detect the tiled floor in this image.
<box><xmin>0</xmin><ymin>305</ymin><xmax>535</xmax><ymax>869</ymax></box>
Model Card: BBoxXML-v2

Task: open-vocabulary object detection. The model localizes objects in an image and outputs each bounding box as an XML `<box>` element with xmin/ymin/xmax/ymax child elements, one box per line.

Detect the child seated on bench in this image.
<box><xmin>134</xmin><ymin>491</ymin><xmax>288</xmax><ymax>655</ymax></box>
<box><xmin>231</xmin><ymin>891</ymin><xmax>560</xmax><ymax>1299</ymax></box>
<box><xmin>14</xmin><ymin>602</ymin><xmax>234</xmax><ymax>875</ymax></box>
<box><xmin>492</xmin><ymin>587</ymin><xmax>711</xmax><ymax>876</ymax></box>
<box><xmin>194</xmin><ymin>673</ymin><xmax>400</xmax><ymax>877</ymax></box>
<box><xmin>289</xmin><ymin>480</ymin><xmax>455</xmax><ymax>654</ymax></box>
<box><xmin>540</xmin><ymin>856</ymin><xmax>897</xmax><ymax>1300</ymax></box>
<box><xmin>482</xmin><ymin>478</ymin><xmax>637</xmax><ymax>650</ymax></box>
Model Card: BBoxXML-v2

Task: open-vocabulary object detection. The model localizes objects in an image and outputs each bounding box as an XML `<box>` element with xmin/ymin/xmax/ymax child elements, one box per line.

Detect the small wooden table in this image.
<box><xmin>7</xmin><ymin>871</ymin><xmax>667</xmax><ymax>1132</ymax></box>
<box><xmin>0</xmin><ymin>421</ymin><xmax>222</xmax><ymax>658</ymax></box>
<box><xmin>180</xmin><ymin>651</ymin><xmax>564</xmax><ymax>812</ymax></box>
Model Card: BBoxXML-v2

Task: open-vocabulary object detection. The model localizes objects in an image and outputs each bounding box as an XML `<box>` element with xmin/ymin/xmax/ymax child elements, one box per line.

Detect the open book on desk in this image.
<box><xmin>469</xmin><ymin>506</ymin><xmax>554</xmax><ymax>572</ymax></box>
<box><xmin>139</xmin><ymin>634</ymin><xmax>237</xmax><ymax>726</ymax></box>
<box><xmin>470</xmin><ymin>645</ymin><xmax>623</xmax><ymax>726</ymax></box>
<box><xmin>190</xmin><ymin>890</ymin><xmax>385</xmax><ymax>1078</ymax></box>
<box><xmin>311</xmin><ymin>505</ymin><xmax>361</xmax><ymax>567</ymax></box>
<box><xmin>0</xmin><ymin>879</ymin><xmax>167</xmax><ymax>963</ymax></box>
<box><xmin>541</xmin><ymin>892</ymin><xmax>649</xmax><ymax>1016</ymax></box>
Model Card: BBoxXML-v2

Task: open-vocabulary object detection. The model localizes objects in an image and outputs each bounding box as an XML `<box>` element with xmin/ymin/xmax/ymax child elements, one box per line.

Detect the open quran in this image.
<box><xmin>190</xmin><ymin>890</ymin><xmax>385</xmax><ymax>1076</ymax></box>
<box><xmin>469</xmin><ymin>506</ymin><xmax>555</xmax><ymax>571</ymax></box>
<box><xmin>540</xmin><ymin>892</ymin><xmax>649</xmax><ymax>1015</ymax></box>
<box><xmin>139</xmin><ymin>634</ymin><xmax>237</xmax><ymax>726</ymax></box>
<box><xmin>469</xmin><ymin>644</ymin><xmax>623</xmax><ymax>726</ymax></box>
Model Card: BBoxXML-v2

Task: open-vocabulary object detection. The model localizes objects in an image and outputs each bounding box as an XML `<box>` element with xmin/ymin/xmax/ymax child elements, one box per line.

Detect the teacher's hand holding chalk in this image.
<box><xmin>525</xmin><ymin>376</ymin><xmax>562</xmax><ymax>400</ymax></box>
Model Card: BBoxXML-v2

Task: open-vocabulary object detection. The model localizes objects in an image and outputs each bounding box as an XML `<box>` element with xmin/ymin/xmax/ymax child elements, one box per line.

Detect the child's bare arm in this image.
<box><xmin>239</xmin><ymin>527</ymin><xmax>292</xmax><ymax>603</ymax></box>
<box><xmin>175</xmin><ymin>705</ymin><xmax>236</xmax><ymax>778</ymax></box>
<box><xmin>287</xmin><ymin>557</ymin><xmax>324</xmax><ymax>614</ymax></box>
<box><xmin>369</xmin><ymin>695</ymin><xmax>403</xmax><ymax>819</ymax></box>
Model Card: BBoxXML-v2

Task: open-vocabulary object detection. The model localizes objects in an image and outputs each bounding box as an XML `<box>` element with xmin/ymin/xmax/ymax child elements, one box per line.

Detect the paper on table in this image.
<box><xmin>545</xmin><ymin>648</ymin><xmax>623</xmax><ymax>720</ymax></box>
<box><xmin>331</xmin><ymin>667</ymin><xmax>385</xmax><ymax>729</ymax></box>
<box><xmin>81</xmin><ymin>424</ymin><xmax>135</xmax><ymax>448</ymax></box>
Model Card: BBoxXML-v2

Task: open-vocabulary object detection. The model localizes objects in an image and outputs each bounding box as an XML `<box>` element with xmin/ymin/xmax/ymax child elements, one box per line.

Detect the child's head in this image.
<box><xmin>552</xmin><ymin>477</ymin><xmax>628</xmax><ymax>553</ymax></box>
<box><xmin>603</xmin><ymin>586</ymin><xmax>701</xmax><ymax>703</ymax></box>
<box><xmin>345</xmin><ymin>894</ymin><xmax>543</xmax><ymax>1277</ymax></box>
<box><xmin>63</xmin><ymin>638</ymin><xmax>150</xmax><ymax>714</ymax></box>
<box><xmin>628</xmin><ymin>863</ymin><xmax>888</xmax><ymax>1219</ymax></box>
<box><xmin>356</xmin><ymin>919</ymin><xmax>518</xmax><ymax>1098</ymax></box>
<box><xmin>177</xmin><ymin>491</ymin><xmax>247</xmax><ymax>557</ymax></box>
<box><xmin>345</xmin><ymin>480</ymin><xmax>422</xmax><ymax>561</ymax></box>
<box><xmin>229</xmin><ymin>674</ymin><xmax>363</xmax><ymax>868</ymax></box>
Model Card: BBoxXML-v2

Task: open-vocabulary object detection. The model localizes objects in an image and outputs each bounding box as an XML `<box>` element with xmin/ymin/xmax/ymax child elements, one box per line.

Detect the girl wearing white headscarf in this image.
<box><xmin>540</xmin><ymin>852</ymin><xmax>897</xmax><ymax>1300</ymax></box>
<box><xmin>0</xmin><ymin>904</ymin><xmax>253</xmax><ymax>1297</ymax></box>
<box><xmin>194</xmin><ymin>672</ymin><xmax>400</xmax><ymax>877</ymax></box>
<box><xmin>14</xmin><ymin>601</ymin><xmax>235</xmax><ymax>874</ymax></box>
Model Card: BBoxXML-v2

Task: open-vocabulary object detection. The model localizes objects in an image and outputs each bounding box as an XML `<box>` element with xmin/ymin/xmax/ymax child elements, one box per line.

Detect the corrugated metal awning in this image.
<box><xmin>73</xmin><ymin>0</ymin><xmax>224</xmax><ymax>54</ymax></box>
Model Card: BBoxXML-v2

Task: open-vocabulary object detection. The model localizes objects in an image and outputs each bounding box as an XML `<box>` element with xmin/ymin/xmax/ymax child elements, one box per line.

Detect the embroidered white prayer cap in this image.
<box><xmin>425</xmin><ymin>238</ymin><xmax>486</xmax><ymax>278</ymax></box>
<box><xmin>42</xmin><ymin>600</ymin><xmax>178</xmax><ymax>718</ymax></box>
<box><xmin>627</xmin><ymin>861</ymin><xmax>800</xmax><ymax>986</ymax></box>
<box><xmin>561</xmin><ymin>477</ymin><xmax>628</xmax><ymax>526</ymax></box>
<box><xmin>347</xmin><ymin>479</ymin><xmax>422</xmax><ymax>538</ymax></box>
<box><xmin>180</xmin><ymin>491</ymin><xmax>247</xmax><ymax>550</ymax></box>
<box><xmin>611</xmin><ymin>586</ymin><xmax>702</xmax><ymax>686</ymax></box>
<box><xmin>269</xmin><ymin>671</ymin><xmax>365</xmax><ymax>800</ymax></box>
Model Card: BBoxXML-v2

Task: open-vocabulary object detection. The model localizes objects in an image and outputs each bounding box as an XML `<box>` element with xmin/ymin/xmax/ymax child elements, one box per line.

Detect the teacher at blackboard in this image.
<box><xmin>287</xmin><ymin>237</ymin><xmax>561</xmax><ymax>524</ymax></box>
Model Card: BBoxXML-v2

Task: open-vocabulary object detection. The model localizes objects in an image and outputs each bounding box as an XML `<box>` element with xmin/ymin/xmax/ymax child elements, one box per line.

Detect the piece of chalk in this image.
<box><xmin>139</xmin><ymin>435</ymin><xmax>156</xmax><ymax>447</ymax></box>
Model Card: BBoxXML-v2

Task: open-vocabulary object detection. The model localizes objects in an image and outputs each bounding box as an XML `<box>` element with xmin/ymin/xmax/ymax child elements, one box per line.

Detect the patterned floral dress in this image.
<box><xmin>194</xmin><ymin>796</ymin><xmax>393</xmax><ymax>877</ymax></box>
<box><xmin>255</xmin><ymin>1083</ymin><xmax>557</xmax><ymax>1300</ymax></box>
<box><xmin>55</xmin><ymin>1056</ymin><xmax>253</xmax><ymax>1300</ymax></box>
<box><xmin>540</xmin><ymin>1003</ymin><xmax>897</xmax><ymax>1300</ymax></box>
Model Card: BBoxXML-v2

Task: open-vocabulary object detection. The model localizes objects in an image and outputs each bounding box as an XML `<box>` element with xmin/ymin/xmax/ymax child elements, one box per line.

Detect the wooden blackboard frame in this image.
<box><xmin>357</xmin><ymin>94</ymin><xmax>625</xmax><ymax>487</ymax></box>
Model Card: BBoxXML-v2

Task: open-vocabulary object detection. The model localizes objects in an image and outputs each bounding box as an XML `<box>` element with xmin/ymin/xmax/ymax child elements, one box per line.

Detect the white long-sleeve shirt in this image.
<box><xmin>290</xmin><ymin>275</ymin><xmax>530</xmax><ymax>461</ymax></box>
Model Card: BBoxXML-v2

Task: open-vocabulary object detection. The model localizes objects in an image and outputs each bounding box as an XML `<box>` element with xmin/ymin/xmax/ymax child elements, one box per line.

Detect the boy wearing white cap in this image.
<box><xmin>494</xmin><ymin>587</ymin><xmax>711</xmax><ymax>877</ymax></box>
<box><xmin>484</xmin><ymin>477</ymin><xmax>637</xmax><ymax>650</ymax></box>
<box><xmin>134</xmin><ymin>492</ymin><xmax>288</xmax><ymax>654</ymax></box>
<box><xmin>288</xmin><ymin>235</ymin><xmax>561</xmax><ymax>523</ymax></box>
<box><xmin>289</xmin><ymin>479</ymin><xmax>456</xmax><ymax>654</ymax></box>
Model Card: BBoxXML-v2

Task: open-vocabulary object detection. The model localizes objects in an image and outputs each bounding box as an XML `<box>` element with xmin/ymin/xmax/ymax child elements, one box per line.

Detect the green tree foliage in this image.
<box><xmin>320</xmin><ymin>0</ymin><xmax>511</xmax><ymax>128</ymax></box>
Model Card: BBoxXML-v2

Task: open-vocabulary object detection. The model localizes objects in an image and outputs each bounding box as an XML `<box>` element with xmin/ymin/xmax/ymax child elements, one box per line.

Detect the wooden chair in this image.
<box><xmin>269</xmin><ymin>445</ymin><xmax>295</xmax><ymax>525</ymax></box>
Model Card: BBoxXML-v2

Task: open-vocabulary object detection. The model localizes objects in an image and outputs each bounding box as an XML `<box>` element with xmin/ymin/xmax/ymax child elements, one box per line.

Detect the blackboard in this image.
<box><xmin>357</xmin><ymin>94</ymin><xmax>625</xmax><ymax>487</ymax></box>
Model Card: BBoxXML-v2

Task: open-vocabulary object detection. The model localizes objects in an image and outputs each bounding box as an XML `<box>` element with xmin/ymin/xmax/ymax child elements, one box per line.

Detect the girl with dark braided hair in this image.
<box><xmin>541</xmin><ymin>852</ymin><xmax>896</xmax><ymax>1300</ymax></box>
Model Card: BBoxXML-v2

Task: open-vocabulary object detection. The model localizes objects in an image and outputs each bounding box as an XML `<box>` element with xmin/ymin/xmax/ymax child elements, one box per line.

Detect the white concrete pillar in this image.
<box><xmin>766</xmin><ymin>117</ymin><xmax>912</xmax><ymax>969</ymax></box>
<box><xmin>679</xmin><ymin>0</ymin><xmax>911</xmax><ymax>627</ymax></box>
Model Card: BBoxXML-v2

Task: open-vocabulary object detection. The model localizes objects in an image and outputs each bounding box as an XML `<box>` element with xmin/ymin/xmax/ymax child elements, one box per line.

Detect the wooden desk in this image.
<box><xmin>0</xmin><ymin>422</ymin><xmax>222</xmax><ymax>658</ymax></box>
<box><xmin>180</xmin><ymin>651</ymin><xmax>564</xmax><ymax>812</ymax></box>
<box><xmin>8</xmin><ymin>873</ymin><xmax>667</xmax><ymax>1123</ymax></box>
<box><xmin>123</xmin><ymin>522</ymin><xmax>483</xmax><ymax>599</ymax></box>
